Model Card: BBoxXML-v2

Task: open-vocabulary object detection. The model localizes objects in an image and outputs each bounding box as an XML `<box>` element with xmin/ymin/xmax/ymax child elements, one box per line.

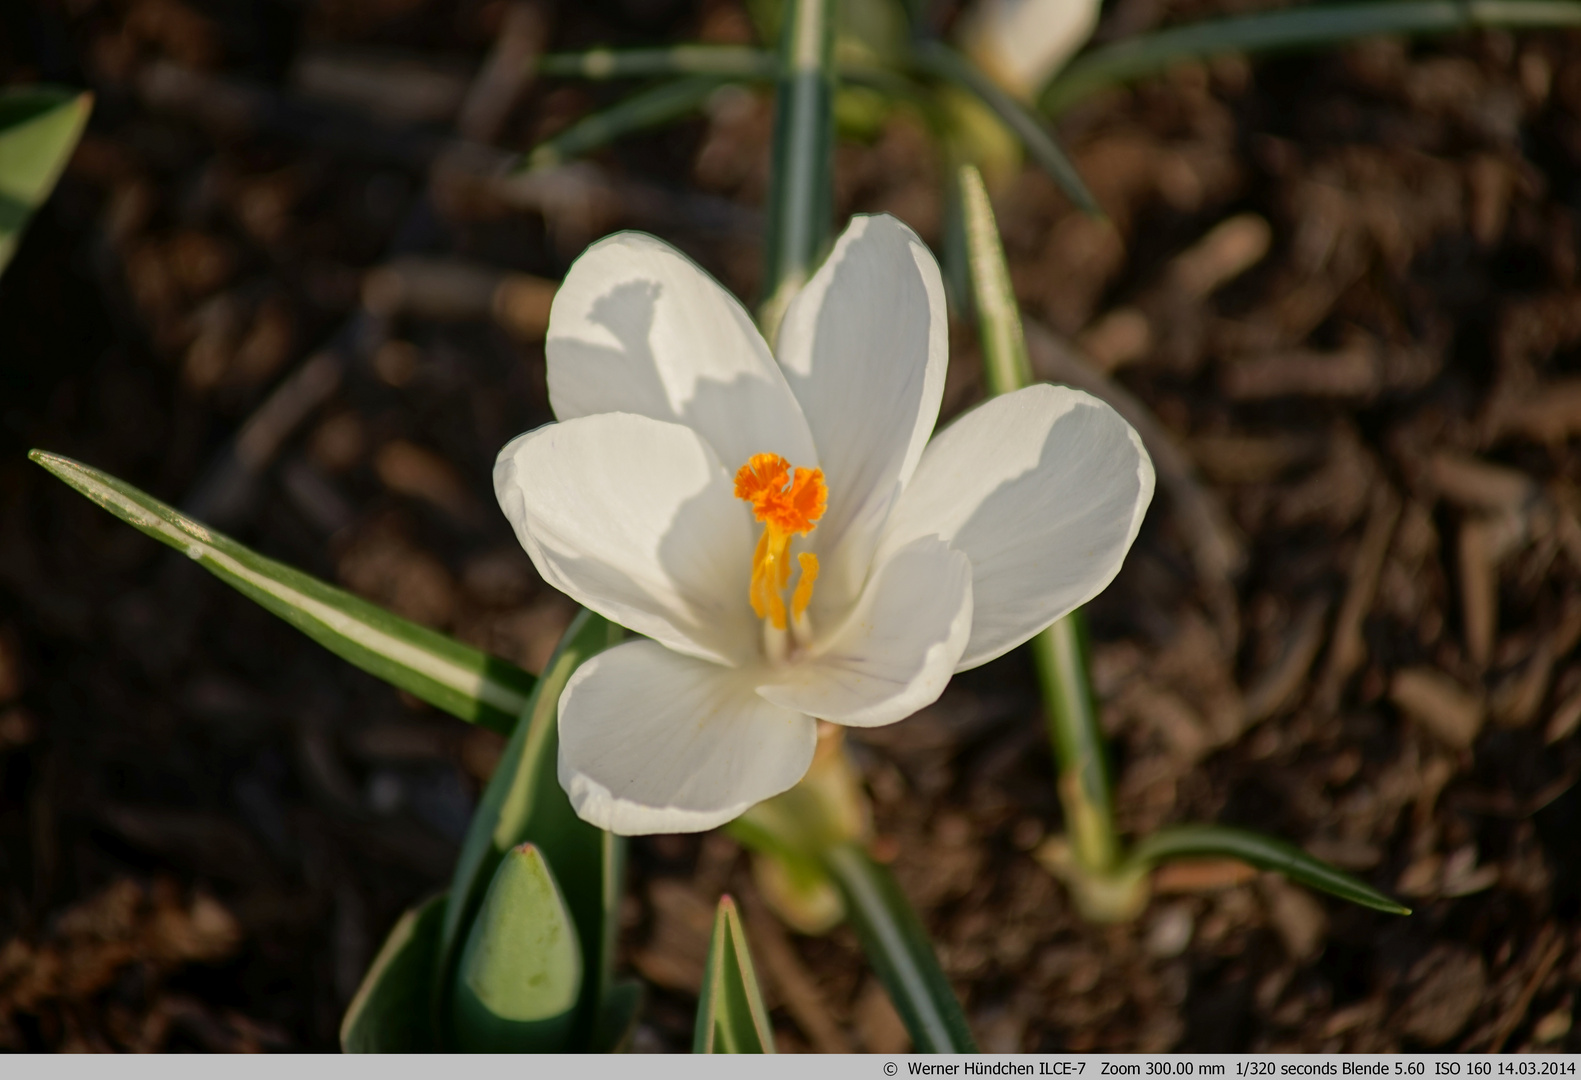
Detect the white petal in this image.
<box><xmin>547</xmin><ymin>231</ymin><xmax>817</xmax><ymax>472</ymax></box>
<box><xmin>880</xmin><ymin>384</ymin><xmax>1154</xmax><ymax>670</ymax></box>
<box><xmin>494</xmin><ymin>412</ymin><xmax>758</xmax><ymax>666</ymax></box>
<box><xmin>960</xmin><ymin>0</ymin><xmax>1101</xmax><ymax>100</ymax></box>
<box><xmin>774</xmin><ymin>214</ymin><xmax>948</xmax><ymax>612</ymax></box>
<box><xmin>756</xmin><ymin>536</ymin><xmax>972</xmax><ymax>727</ymax></box>
<box><xmin>558</xmin><ymin>640</ymin><xmax>817</xmax><ymax>835</ymax></box>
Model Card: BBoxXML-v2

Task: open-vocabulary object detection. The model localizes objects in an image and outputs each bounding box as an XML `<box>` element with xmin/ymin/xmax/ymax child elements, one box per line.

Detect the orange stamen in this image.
<box><xmin>734</xmin><ymin>453</ymin><xmax>827</xmax><ymax>632</ymax></box>
<box><xmin>791</xmin><ymin>552</ymin><xmax>819</xmax><ymax>622</ymax></box>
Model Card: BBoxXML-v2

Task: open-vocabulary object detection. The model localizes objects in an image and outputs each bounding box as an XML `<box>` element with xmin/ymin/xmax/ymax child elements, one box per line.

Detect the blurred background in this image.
<box><xmin>3</xmin><ymin>0</ymin><xmax>1581</xmax><ymax>1053</ymax></box>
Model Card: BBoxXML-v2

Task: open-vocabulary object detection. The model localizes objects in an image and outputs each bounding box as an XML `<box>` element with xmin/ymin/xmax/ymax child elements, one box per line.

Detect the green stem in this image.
<box><xmin>759</xmin><ymin>0</ymin><xmax>836</xmax><ymax>339</ymax></box>
<box><xmin>822</xmin><ymin>844</ymin><xmax>977</xmax><ymax>1052</ymax></box>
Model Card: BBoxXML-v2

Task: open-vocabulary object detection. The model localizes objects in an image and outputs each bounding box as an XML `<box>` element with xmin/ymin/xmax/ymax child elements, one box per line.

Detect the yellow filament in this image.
<box><xmin>735</xmin><ymin>453</ymin><xmax>827</xmax><ymax>633</ymax></box>
<box><xmin>791</xmin><ymin>552</ymin><xmax>819</xmax><ymax>622</ymax></box>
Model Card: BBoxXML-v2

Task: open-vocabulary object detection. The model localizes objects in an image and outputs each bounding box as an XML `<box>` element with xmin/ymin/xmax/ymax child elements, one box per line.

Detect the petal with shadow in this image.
<box><xmin>547</xmin><ymin>231</ymin><xmax>817</xmax><ymax>471</ymax></box>
<box><xmin>774</xmin><ymin>215</ymin><xmax>948</xmax><ymax>613</ymax></box>
<box><xmin>495</xmin><ymin>412</ymin><xmax>757</xmax><ymax>666</ymax></box>
<box><xmin>879</xmin><ymin>384</ymin><xmax>1154</xmax><ymax>670</ymax></box>
<box><xmin>756</xmin><ymin>536</ymin><xmax>972</xmax><ymax>728</ymax></box>
<box><xmin>558</xmin><ymin>640</ymin><xmax>817</xmax><ymax>835</ymax></box>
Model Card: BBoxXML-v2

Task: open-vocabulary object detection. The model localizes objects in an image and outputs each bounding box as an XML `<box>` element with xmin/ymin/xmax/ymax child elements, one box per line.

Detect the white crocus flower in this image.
<box><xmin>494</xmin><ymin>214</ymin><xmax>1153</xmax><ymax>836</ymax></box>
<box><xmin>959</xmin><ymin>0</ymin><xmax>1101</xmax><ymax>101</ymax></box>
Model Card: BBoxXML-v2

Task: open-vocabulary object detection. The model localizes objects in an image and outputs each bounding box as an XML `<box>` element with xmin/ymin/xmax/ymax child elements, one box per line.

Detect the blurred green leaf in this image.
<box><xmin>693</xmin><ymin>896</ymin><xmax>776</xmax><ymax>1054</ymax></box>
<box><xmin>27</xmin><ymin>451</ymin><xmax>535</xmax><ymax>733</ymax></box>
<box><xmin>591</xmin><ymin>978</ymin><xmax>645</xmax><ymax>1052</ymax></box>
<box><xmin>538</xmin><ymin>46</ymin><xmax>774</xmax><ymax>80</ymax></box>
<box><xmin>438</xmin><ymin>609</ymin><xmax>621</xmax><ymax>1044</ymax></box>
<box><xmin>759</xmin><ymin>0</ymin><xmax>837</xmax><ymax>337</ymax></box>
<box><xmin>822</xmin><ymin>843</ymin><xmax>976</xmax><ymax>1052</ymax></box>
<box><xmin>340</xmin><ymin>893</ymin><xmax>446</xmax><ymax>1053</ymax></box>
<box><xmin>524</xmin><ymin>77</ymin><xmax>728</xmax><ymax>170</ymax></box>
<box><xmin>916</xmin><ymin>42</ymin><xmax>1098</xmax><ymax>216</ymax></box>
<box><xmin>1129</xmin><ymin>824</ymin><xmax>1412</xmax><ymax>915</ymax></box>
<box><xmin>452</xmin><ymin>844</ymin><xmax>584</xmax><ymax>1052</ymax></box>
<box><xmin>0</xmin><ymin>87</ymin><xmax>92</xmax><ymax>276</ymax></box>
<box><xmin>1042</xmin><ymin>0</ymin><xmax>1581</xmax><ymax>114</ymax></box>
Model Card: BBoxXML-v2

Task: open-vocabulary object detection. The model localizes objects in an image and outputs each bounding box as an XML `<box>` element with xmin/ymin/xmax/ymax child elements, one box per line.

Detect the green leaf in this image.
<box><xmin>591</xmin><ymin>978</ymin><xmax>645</xmax><ymax>1052</ymax></box>
<box><xmin>1031</xmin><ymin>612</ymin><xmax>1120</xmax><ymax>874</ymax></box>
<box><xmin>1042</xmin><ymin>0</ymin><xmax>1581</xmax><ymax>114</ymax></box>
<box><xmin>538</xmin><ymin>46</ymin><xmax>775</xmax><ymax>80</ymax></box>
<box><xmin>0</xmin><ymin>87</ymin><xmax>92</xmax><ymax>277</ymax></box>
<box><xmin>524</xmin><ymin>77</ymin><xmax>728</xmax><ymax>170</ymax></box>
<box><xmin>759</xmin><ymin>0</ymin><xmax>837</xmax><ymax>337</ymax></box>
<box><xmin>693</xmin><ymin>896</ymin><xmax>777</xmax><ymax>1054</ymax></box>
<box><xmin>1128</xmin><ymin>824</ymin><xmax>1412</xmax><ymax>915</ymax></box>
<box><xmin>956</xmin><ymin>166</ymin><xmax>1120</xmax><ymax>876</ymax></box>
<box><xmin>340</xmin><ymin>893</ymin><xmax>447</xmax><ymax>1052</ymax></box>
<box><xmin>452</xmin><ymin>843</ymin><xmax>584</xmax><ymax>1052</ymax></box>
<box><xmin>916</xmin><ymin>43</ymin><xmax>1099</xmax><ymax>217</ymax></box>
<box><xmin>587</xmin><ymin>826</ymin><xmax>630</xmax><ymax>1045</ymax></box>
<box><xmin>534</xmin><ymin>45</ymin><xmax>915</xmax><ymax>99</ymax></box>
<box><xmin>957</xmin><ymin>163</ymin><xmax>1033</xmax><ymax>397</ymax></box>
<box><xmin>437</xmin><ymin>609</ymin><xmax>621</xmax><ymax>1044</ymax></box>
<box><xmin>821</xmin><ymin>843</ymin><xmax>976</xmax><ymax>1052</ymax></box>
<box><xmin>27</xmin><ymin>452</ymin><xmax>535</xmax><ymax>732</ymax></box>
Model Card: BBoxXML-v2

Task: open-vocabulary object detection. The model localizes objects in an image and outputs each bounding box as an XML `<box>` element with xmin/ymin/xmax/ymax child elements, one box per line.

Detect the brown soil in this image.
<box><xmin>3</xmin><ymin>0</ymin><xmax>1580</xmax><ymax>1054</ymax></box>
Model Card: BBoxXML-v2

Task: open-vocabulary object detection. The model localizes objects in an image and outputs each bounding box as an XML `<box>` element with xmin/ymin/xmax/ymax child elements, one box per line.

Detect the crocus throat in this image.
<box><xmin>733</xmin><ymin>452</ymin><xmax>826</xmax><ymax>634</ymax></box>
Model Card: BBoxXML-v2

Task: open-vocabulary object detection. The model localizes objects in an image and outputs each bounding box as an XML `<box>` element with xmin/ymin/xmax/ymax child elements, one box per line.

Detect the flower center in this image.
<box><xmin>733</xmin><ymin>452</ymin><xmax>826</xmax><ymax>633</ymax></box>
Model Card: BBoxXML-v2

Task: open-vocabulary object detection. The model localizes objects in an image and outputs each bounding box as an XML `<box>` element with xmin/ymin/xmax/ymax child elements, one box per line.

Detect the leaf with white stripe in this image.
<box><xmin>30</xmin><ymin>450</ymin><xmax>536</xmax><ymax>733</ymax></box>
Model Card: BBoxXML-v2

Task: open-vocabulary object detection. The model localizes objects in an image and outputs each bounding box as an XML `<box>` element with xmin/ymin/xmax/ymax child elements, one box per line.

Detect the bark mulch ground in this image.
<box><xmin>2</xmin><ymin>0</ymin><xmax>1580</xmax><ymax>1053</ymax></box>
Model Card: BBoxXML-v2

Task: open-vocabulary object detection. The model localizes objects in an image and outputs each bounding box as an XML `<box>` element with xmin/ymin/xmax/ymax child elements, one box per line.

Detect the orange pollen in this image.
<box><xmin>733</xmin><ymin>453</ymin><xmax>826</xmax><ymax>535</ymax></box>
<box><xmin>733</xmin><ymin>453</ymin><xmax>826</xmax><ymax>631</ymax></box>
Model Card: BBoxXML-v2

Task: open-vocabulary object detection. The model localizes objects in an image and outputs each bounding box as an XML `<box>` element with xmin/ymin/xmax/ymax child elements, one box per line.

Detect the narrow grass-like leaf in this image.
<box><xmin>588</xmin><ymin>827</ymin><xmax>629</xmax><ymax>1045</ymax></box>
<box><xmin>0</xmin><ymin>87</ymin><xmax>92</xmax><ymax>276</ymax></box>
<box><xmin>957</xmin><ymin>167</ymin><xmax>1120</xmax><ymax>875</ymax></box>
<box><xmin>759</xmin><ymin>0</ymin><xmax>836</xmax><ymax>336</ymax></box>
<box><xmin>1031</xmin><ymin>613</ymin><xmax>1121</xmax><ymax>873</ymax></box>
<box><xmin>523</xmin><ymin>76</ymin><xmax>727</xmax><ymax>170</ymax></box>
<box><xmin>437</xmin><ymin>609</ymin><xmax>621</xmax><ymax>1044</ymax></box>
<box><xmin>538</xmin><ymin>46</ymin><xmax>774</xmax><ymax>80</ymax></box>
<box><xmin>535</xmin><ymin>46</ymin><xmax>914</xmax><ymax>98</ymax></box>
<box><xmin>340</xmin><ymin>893</ymin><xmax>446</xmax><ymax>1052</ymax></box>
<box><xmin>822</xmin><ymin>843</ymin><xmax>976</xmax><ymax>1052</ymax></box>
<box><xmin>1129</xmin><ymin>824</ymin><xmax>1412</xmax><ymax>915</ymax></box>
<box><xmin>452</xmin><ymin>843</ymin><xmax>584</xmax><ymax>1052</ymax></box>
<box><xmin>693</xmin><ymin>896</ymin><xmax>776</xmax><ymax>1054</ymax></box>
<box><xmin>958</xmin><ymin>163</ymin><xmax>1032</xmax><ymax>396</ymax></box>
<box><xmin>916</xmin><ymin>42</ymin><xmax>1099</xmax><ymax>217</ymax></box>
<box><xmin>1042</xmin><ymin>0</ymin><xmax>1581</xmax><ymax>114</ymax></box>
<box><xmin>28</xmin><ymin>451</ymin><xmax>535</xmax><ymax>732</ymax></box>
